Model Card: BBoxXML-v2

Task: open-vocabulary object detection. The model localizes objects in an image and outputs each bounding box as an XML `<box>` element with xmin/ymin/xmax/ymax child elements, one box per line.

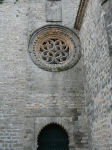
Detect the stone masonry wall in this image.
<box><xmin>101</xmin><ymin>0</ymin><xmax>112</xmax><ymax>57</ymax></box>
<box><xmin>0</xmin><ymin>0</ymin><xmax>88</xmax><ymax>150</ymax></box>
<box><xmin>25</xmin><ymin>0</ymin><xmax>88</xmax><ymax>149</ymax></box>
<box><xmin>80</xmin><ymin>0</ymin><xmax>112</xmax><ymax>149</ymax></box>
<box><xmin>0</xmin><ymin>1</ymin><xmax>29</xmax><ymax>150</ymax></box>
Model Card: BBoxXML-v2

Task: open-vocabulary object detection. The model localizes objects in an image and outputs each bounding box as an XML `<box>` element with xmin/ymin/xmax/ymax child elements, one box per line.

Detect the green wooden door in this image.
<box><xmin>37</xmin><ymin>124</ymin><xmax>69</xmax><ymax>150</ymax></box>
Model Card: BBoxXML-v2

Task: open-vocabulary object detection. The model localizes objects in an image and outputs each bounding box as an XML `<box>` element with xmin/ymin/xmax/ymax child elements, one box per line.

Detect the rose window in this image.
<box><xmin>40</xmin><ymin>39</ymin><xmax>69</xmax><ymax>64</ymax></box>
<box><xmin>28</xmin><ymin>25</ymin><xmax>81</xmax><ymax>72</ymax></box>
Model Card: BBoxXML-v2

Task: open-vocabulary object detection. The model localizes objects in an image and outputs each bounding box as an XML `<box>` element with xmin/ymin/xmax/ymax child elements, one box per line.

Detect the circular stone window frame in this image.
<box><xmin>28</xmin><ymin>25</ymin><xmax>81</xmax><ymax>72</ymax></box>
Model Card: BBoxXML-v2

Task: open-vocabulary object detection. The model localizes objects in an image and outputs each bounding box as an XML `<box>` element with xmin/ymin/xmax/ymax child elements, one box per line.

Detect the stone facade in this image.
<box><xmin>101</xmin><ymin>0</ymin><xmax>112</xmax><ymax>57</ymax></box>
<box><xmin>0</xmin><ymin>0</ymin><xmax>112</xmax><ymax>149</ymax></box>
<box><xmin>0</xmin><ymin>0</ymin><xmax>88</xmax><ymax>150</ymax></box>
<box><xmin>80</xmin><ymin>0</ymin><xmax>112</xmax><ymax>149</ymax></box>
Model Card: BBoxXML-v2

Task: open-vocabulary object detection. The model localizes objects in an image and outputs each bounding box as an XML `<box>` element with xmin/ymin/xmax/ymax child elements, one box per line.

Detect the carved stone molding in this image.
<box><xmin>74</xmin><ymin>0</ymin><xmax>89</xmax><ymax>31</ymax></box>
<box><xmin>28</xmin><ymin>25</ymin><xmax>81</xmax><ymax>72</ymax></box>
<box><xmin>34</xmin><ymin>117</ymin><xmax>75</xmax><ymax>148</ymax></box>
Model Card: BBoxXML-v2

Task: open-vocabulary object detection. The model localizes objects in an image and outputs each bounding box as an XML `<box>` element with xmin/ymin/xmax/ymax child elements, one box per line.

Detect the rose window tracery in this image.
<box><xmin>28</xmin><ymin>25</ymin><xmax>81</xmax><ymax>72</ymax></box>
<box><xmin>40</xmin><ymin>39</ymin><xmax>69</xmax><ymax>64</ymax></box>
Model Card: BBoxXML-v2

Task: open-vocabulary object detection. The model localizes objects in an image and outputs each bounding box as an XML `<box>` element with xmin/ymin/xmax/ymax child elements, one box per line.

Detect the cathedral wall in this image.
<box><xmin>80</xmin><ymin>0</ymin><xmax>112</xmax><ymax>149</ymax></box>
<box><xmin>0</xmin><ymin>0</ymin><xmax>88</xmax><ymax>150</ymax></box>
<box><xmin>101</xmin><ymin>0</ymin><xmax>112</xmax><ymax>57</ymax></box>
<box><xmin>25</xmin><ymin>0</ymin><xmax>88</xmax><ymax>149</ymax></box>
<box><xmin>0</xmin><ymin>1</ymin><xmax>29</xmax><ymax>150</ymax></box>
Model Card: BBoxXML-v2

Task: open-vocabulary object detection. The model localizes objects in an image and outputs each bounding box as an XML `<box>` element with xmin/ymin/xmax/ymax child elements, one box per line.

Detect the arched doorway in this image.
<box><xmin>37</xmin><ymin>123</ymin><xmax>69</xmax><ymax>150</ymax></box>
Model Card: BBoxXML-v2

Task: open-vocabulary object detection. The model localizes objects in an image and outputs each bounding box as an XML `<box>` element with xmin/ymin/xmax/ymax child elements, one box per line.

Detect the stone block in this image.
<box><xmin>46</xmin><ymin>0</ymin><xmax>62</xmax><ymax>22</ymax></box>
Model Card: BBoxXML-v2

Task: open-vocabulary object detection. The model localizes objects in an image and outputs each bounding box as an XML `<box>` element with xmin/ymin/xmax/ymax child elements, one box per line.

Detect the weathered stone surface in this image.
<box><xmin>80</xmin><ymin>0</ymin><xmax>112</xmax><ymax>149</ymax></box>
<box><xmin>0</xmin><ymin>0</ymin><xmax>88</xmax><ymax>150</ymax></box>
<box><xmin>47</xmin><ymin>0</ymin><xmax>62</xmax><ymax>22</ymax></box>
<box><xmin>102</xmin><ymin>0</ymin><xmax>112</xmax><ymax>57</ymax></box>
<box><xmin>28</xmin><ymin>25</ymin><xmax>81</xmax><ymax>72</ymax></box>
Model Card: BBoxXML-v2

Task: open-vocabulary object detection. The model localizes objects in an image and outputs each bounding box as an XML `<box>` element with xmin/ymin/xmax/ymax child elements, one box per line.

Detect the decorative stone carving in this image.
<box><xmin>39</xmin><ymin>39</ymin><xmax>70</xmax><ymax>64</ymax></box>
<box><xmin>28</xmin><ymin>25</ymin><xmax>81</xmax><ymax>72</ymax></box>
<box><xmin>47</xmin><ymin>0</ymin><xmax>62</xmax><ymax>22</ymax></box>
<box><xmin>34</xmin><ymin>117</ymin><xmax>75</xmax><ymax>148</ymax></box>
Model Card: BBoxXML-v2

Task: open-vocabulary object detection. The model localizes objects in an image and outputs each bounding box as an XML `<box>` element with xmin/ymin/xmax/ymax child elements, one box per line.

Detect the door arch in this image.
<box><xmin>37</xmin><ymin>123</ymin><xmax>69</xmax><ymax>150</ymax></box>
